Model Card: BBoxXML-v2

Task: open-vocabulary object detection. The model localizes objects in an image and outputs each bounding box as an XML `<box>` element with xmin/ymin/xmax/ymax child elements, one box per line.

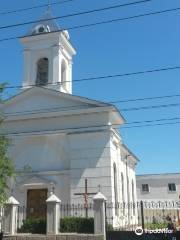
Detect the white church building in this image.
<box><xmin>1</xmin><ymin>10</ymin><xmax>138</xmax><ymax>227</ymax></box>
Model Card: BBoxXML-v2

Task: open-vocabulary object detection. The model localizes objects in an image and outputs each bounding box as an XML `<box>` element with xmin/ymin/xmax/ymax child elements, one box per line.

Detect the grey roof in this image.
<box><xmin>122</xmin><ymin>143</ymin><xmax>140</xmax><ymax>162</ymax></box>
<box><xmin>27</xmin><ymin>10</ymin><xmax>60</xmax><ymax>36</ymax></box>
<box><xmin>137</xmin><ymin>173</ymin><xmax>180</xmax><ymax>177</ymax></box>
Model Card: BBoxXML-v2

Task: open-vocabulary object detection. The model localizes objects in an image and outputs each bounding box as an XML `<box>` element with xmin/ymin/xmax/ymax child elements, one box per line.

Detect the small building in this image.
<box><xmin>136</xmin><ymin>173</ymin><xmax>180</xmax><ymax>225</ymax></box>
<box><xmin>136</xmin><ymin>173</ymin><xmax>180</xmax><ymax>201</ymax></box>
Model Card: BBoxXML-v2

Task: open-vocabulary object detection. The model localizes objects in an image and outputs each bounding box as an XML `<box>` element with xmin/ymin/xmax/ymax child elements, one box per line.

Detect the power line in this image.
<box><xmin>0</xmin><ymin>4</ymin><xmax>180</xmax><ymax>42</ymax></box>
<box><xmin>2</xmin><ymin>65</ymin><xmax>180</xmax><ymax>89</ymax></box>
<box><xmin>65</xmin><ymin>66</ymin><xmax>180</xmax><ymax>83</ymax></box>
<box><xmin>0</xmin><ymin>0</ymin><xmax>76</xmax><ymax>16</ymax></box>
<box><xmin>125</xmin><ymin>117</ymin><xmax>180</xmax><ymax>125</ymax></box>
<box><xmin>5</xmin><ymin>119</ymin><xmax>180</xmax><ymax>137</ymax></box>
<box><xmin>3</xmin><ymin>87</ymin><xmax>180</xmax><ymax>104</ymax></box>
<box><xmin>3</xmin><ymin>101</ymin><xmax>180</xmax><ymax>116</ymax></box>
<box><xmin>111</xmin><ymin>94</ymin><xmax>180</xmax><ymax>103</ymax></box>
<box><xmin>0</xmin><ymin>0</ymin><xmax>151</xmax><ymax>31</ymax></box>
<box><xmin>121</xmin><ymin>102</ymin><xmax>180</xmax><ymax>111</ymax></box>
<box><xmin>122</xmin><ymin>121</ymin><xmax>180</xmax><ymax>129</ymax></box>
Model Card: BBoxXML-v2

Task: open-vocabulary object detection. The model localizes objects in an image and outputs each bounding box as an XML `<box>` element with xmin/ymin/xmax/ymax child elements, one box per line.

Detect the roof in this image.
<box><xmin>1</xmin><ymin>86</ymin><xmax>125</xmax><ymax>126</ymax></box>
<box><xmin>2</xmin><ymin>86</ymin><xmax>116</xmax><ymax>109</ymax></box>
<box><xmin>121</xmin><ymin>143</ymin><xmax>139</xmax><ymax>163</ymax></box>
<box><xmin>27</xmin><ymin>9</ymin><xmax>60</xmax><ymax>36</ymax></box>
<box><xmin>136</xmin><ymin>172</ymin><xmax>180</xmax><ymax>179</ymax></box>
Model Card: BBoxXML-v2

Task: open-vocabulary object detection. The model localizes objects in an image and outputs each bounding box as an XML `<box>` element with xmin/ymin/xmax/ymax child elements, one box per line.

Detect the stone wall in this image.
<box><xmin>3</xmin><ymin>234</ymin><xmax>104</xmax><ymax>240</ymax></box>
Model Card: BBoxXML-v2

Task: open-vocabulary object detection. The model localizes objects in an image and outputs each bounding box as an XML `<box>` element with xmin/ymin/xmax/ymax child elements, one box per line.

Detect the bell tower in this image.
<box><xmin>20</xmin><ymin>10</ymin><xmax>76</xmax><ymax>94</ymax></box>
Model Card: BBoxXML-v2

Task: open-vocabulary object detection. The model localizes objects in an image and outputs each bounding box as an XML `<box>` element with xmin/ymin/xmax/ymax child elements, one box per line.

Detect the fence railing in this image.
<box><xmin>2</xmin><ymin>199</ymin><xmax>180</xmax><ymax>233</ymax></box>
<box><xmin>105</xmin><ymin>200</ymin><xmax>180</xmax><ymax>231</ymax></box>
<box><xmin>60</xmin><ymin>203</ymin><xmax>94</xmax><ymax>218</ymax></box>
<box><xmin>16</xmin><ymin>203</ymin><xmax>95</xmax><ymax>227</ymax></box>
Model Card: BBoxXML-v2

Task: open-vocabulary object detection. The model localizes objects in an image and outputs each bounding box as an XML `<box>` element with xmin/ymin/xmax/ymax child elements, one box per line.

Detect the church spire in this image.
<box><xmin>26</xmin><ymin>0</ymin><xmax>59</xmax><ymax>36</ymax></box>
<box><xmin>46</xmin><ymin>0</ymin><xmax>52</xmax><ymax>15</ymax></box>
<box><xmin>20</xmin><ymin>4</ymin><xmax>76</xmax><ymax>94</ymax></box>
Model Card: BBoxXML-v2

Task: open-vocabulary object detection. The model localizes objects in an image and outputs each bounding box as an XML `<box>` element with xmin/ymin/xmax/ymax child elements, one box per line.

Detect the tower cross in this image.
<box><xmin>47</xmin><ymin>0</ymin><xmax>52</xmax><ymax>12</ymax></box>
<box><xmin>74</xmin><ymin>179</ymin><xmax>97</xmax><ymax>218</ymax></box>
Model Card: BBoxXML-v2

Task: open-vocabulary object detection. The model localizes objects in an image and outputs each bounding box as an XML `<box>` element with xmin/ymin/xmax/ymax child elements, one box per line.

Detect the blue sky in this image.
<box><xmin>0</xmin><ymin>0</ymin><xmax>180</xmax><ymax>174</ymax></box>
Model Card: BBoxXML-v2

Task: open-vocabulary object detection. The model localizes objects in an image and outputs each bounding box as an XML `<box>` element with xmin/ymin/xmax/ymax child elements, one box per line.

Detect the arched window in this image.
<box><xmin>113</xmin><ymin>163</ymin><xmax>118</xmax><ymax>215</ymax></box>
<box><xmin>127</xmin><ymin>177</ymin><xmax>130</xmax><ymax>218</ymax></box>
<box><xmin>132</xmin><ymin>180</ymin><xmax>135</xmax><ymax>216</ymax></box>
<box><xmin>36</xmin><ymin>58</ymin><xmax>49</xmax><ymax>86</ymax></box>
<box><xmin>121</xmin><ymin>173</ymin><xmax>125</xmax><ymax>215</ymax></box>
<box><xmin>61</xmin><ymin>60</ymin><xmax>67</xmax><ymax>88</ymax></box>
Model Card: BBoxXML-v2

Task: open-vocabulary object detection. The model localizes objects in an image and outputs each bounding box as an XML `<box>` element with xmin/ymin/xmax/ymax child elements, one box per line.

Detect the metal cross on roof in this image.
<box><xmin>47</xmin><ymin>0</ymin><xmax>52</xmax><ymax>13</ymax></box>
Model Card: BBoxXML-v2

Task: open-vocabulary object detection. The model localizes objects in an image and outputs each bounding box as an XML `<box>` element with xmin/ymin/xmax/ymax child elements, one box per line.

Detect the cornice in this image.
<box><xmin>4</xmin><ymin>106</ymin><xmax>114</xmax><ymax>122</ymax></box>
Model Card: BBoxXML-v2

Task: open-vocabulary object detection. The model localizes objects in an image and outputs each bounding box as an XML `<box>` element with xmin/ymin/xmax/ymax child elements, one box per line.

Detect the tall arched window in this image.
<box><xmin>127</xmin><ymin>177</ymin><xmax>130</xmax><ymax>218</ymax></box>
<box><xmin>121</xmin><ymin>173</ymin><xmax>125</xmax><ymax>215</ymax></box>
<box><xmin>132</xmin><ymin>180</ymin><xmax>135</xmax><ymax>216</ymax></box>
<box><xmin>61</xmin><ymin>60</ymin><xmax>67</xmax><ymax>88</ymax></box>
<box><xmin>36</xmin><ymin>58</ymin><xmax>49</xmax><ymax>86</ymax></box>
<box><xmin>113</xmin><ymin>163</ymin><xmax>118</xmax><ymax>216</ymax></box>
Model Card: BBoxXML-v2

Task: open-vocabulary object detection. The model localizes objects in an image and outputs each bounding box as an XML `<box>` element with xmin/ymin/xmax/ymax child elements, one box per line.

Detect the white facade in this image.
<box><xmin>137</xmin><ymin>173</ymin><xmax>180</xmax><ymax>201</ymax></box>
<box><xmin>0</xmin><ymin>10</ymin><xmax>139</xmax><ymax>227</ymax></box>
<box><xmin>21</xmin><ymin>11</ymin><xmax>75</xmax><ymax>94</ymax></box>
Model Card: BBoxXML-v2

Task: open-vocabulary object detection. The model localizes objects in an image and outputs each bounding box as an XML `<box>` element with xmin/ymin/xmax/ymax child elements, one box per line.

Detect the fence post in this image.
<box><xmin>140</xmin><ymin>200</ymin><xmax>145</xmax><ymax>230</ymax></box>
<box><xmin>4</xmin><ymin>196</ymin><xmax>19</xmax><ymax>235</ymax></box>
<box><xmin>93</xmin><ymin>192</ymin><xmax>107</xmax><ymax>240</ymax></box>
<box><xmin>46</xmin><ymin>193</ymin><xmax>61</xmax><ymax>235</ymax></box>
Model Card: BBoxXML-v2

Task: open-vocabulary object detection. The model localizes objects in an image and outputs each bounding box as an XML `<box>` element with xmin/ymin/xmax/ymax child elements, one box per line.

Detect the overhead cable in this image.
<box><xmin>2</xmin><ymin>65</ymin><xmax>180</xmax><ymax>89</ymax></box>
<box><xmin>1</xmin><ymin>5</ymin><xmax>180</xmax><ymax>42</ymax></box>
<box><xmin>0</xmin><ymin>0</ymin><xmax>76</xmax><ymax>15</ymax></box>
<box><xmin>0</xmin><ymin>0</ymin><xmax>151</xmax><ymax>30</ymax></box>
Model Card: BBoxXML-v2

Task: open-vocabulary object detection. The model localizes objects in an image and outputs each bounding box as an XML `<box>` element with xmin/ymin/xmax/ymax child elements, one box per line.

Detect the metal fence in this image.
<box><xmin>16</xmin><ymin>203</ymin><xmax>95</xmax><ymax>229</ymax></box>
<box><xmin>60</xmin><ymin>203</ymin><xmax>94</xmax><ymax>219</ymax></box>
<box><xmin>105</xmin><ymin>200</ymin><xmax>180</xmax><ymax>231</ymax></box>
<box><xmin>2</xmin><ymin>200</ymin><xmax>180</xmax><ymax>232</ymax></box>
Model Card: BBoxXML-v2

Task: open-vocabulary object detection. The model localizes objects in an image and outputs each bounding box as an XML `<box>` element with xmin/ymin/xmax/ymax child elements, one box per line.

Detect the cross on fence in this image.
<box><xmin>74</xmin><ymin>178</ymin><xmax>97</xmax><ymax>218</ymax></box>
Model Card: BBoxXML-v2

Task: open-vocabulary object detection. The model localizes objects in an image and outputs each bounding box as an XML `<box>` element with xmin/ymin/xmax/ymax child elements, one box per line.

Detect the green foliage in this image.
<box><xmin>106</xmin><ymin>223</ymin><xmax>113</xmax><ymax>231</ymax></box>
<box><xmin>0</xmin><ymin>136</ymin><xmax>15</xmax><ymax>205</ymax></box>
<box><xmin>18</xmin><ymin>218</ymin><xmax>46</xmax><ymax>234</ymax></box>
<box><xmin>145</xmin><ymin>222</ymin><xmax>168</xmax><ymax>230</ymax></box>
<box><xmin>0</xmin><ymin>85</ymin><xmax>15</xmax><ymax>206</ymax></box>
<box><xmin>18</xmin><ymin>217</ymin><xmax>94</xmax><ymax>234</ymax></box>
<box><xmin>60</xmin><ymin>217</ymin><xmax>94</xmax><ymax>233</ymax></box>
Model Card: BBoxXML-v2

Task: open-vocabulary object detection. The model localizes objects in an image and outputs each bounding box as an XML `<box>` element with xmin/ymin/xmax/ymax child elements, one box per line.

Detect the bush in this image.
<box><xmin>106</xmin><ymin>223</ymin><xmax>113</xmax><ymax>231</ymax></box>
<box><xmin>145</xmin><ymin>222</ymin><xmax>168</xmax><ymax>230</ymax></box>
<box><xmin>18</xmin><ymin>218</ymin><xmax>46</xmax><ymax>234</ymax></box>
<box><xmin>60</xmin><ymin>217</ymin><xmax>94</xmax><ymax>233</ymax></box>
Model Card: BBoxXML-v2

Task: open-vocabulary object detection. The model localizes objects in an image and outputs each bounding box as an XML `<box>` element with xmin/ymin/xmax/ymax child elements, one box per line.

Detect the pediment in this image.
<box><xmin>1</xmin><ymin>87</ymin><xmax>110</xmax><ymax>115</ymax></box>
<box><xmin>16</xmin><ymin>175</ymin><xmax>55</xmax><ymax>188</ymax></box>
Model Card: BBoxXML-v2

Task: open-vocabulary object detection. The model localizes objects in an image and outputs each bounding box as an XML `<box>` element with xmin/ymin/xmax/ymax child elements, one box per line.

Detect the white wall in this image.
<box><xmin>137</xmin><ymin>174</ymin><xmax>180</xmax><ymax>201</ymax></box>
<box><xmin>69</xmin><ymin>130</ymin><xmax>112</xmax><ymax>203</ymax></box>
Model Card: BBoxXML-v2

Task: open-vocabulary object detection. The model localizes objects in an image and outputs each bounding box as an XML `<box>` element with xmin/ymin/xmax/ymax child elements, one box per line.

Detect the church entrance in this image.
<box><xmin>26</xmin><ymin>189</ymin><xmax>47</xmax><ymax>219</ymax></box>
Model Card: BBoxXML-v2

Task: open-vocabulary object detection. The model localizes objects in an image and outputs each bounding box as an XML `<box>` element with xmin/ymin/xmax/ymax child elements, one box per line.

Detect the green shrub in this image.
<box><xmin>106</xmin><ymin>223</ymin><xmax>113</xmax><ymax>231</ymax></box>
<box><xmin>60</xmin><ymin>217</ymin><xmax>94</xmax><ymax>233</ymax></box>
<box><xmin>18</xmin><ymin>218</ymin><xmax>46</xmax><ymax>234</ymax></box>
<box><xmin>145</xmin><ymin>222</ymin><xmax>168</xmax><ymax>230</ymax></box>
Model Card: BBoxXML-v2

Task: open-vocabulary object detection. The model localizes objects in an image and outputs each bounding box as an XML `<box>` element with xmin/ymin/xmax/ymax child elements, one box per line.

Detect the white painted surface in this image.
<box><xmin>137</xmin><ymin>173</ymin><xmax>180</xmax><ymax>201</ymax></box>
<box><xmin>21</xmin><ymin>31</ymin><xmax>76</xmax><ymax>94</ymax></box>
<box><xmin>0</xmin><ymin>17</ymin><xmax>139</xmax><ymax>227</ymax></box>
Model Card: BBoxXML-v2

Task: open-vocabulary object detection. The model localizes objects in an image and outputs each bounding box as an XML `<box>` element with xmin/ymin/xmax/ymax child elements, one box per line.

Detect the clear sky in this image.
<box><xmin>0</xmin><ymin>0</ymin><xmax>180</xmax><ymax>174</ymax></box>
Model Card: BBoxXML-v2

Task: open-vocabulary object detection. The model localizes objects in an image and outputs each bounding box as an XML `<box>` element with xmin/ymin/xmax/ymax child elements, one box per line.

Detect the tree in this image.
<box><xmin>0</xmin><ymin>85</ymin><xmax>15</xmax><ymax>206</ymax></box>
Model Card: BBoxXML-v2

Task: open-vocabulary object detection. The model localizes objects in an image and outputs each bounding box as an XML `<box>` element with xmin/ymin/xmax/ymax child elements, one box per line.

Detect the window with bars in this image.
<box><xmin>168</xmin><ymin>183</ymin><xmax>176</xmax><ymax>192</ymax></box>
<box><xmin>141</xmin><ymin>184</ymin><xmax>149</xmax><ymax>193</ymax></box>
